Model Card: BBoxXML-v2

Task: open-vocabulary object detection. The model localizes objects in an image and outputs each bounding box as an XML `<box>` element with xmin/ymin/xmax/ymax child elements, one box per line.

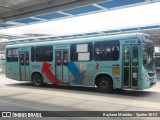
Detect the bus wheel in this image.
<box><xmin>97</xmin><ymin>76</ymin><xmax>113</xmax><ymax>93</ymax></box>
<box><xmin>32</xmin><ymin>73</ymin><xmax>43</xmax><ymax>87</ymax></box>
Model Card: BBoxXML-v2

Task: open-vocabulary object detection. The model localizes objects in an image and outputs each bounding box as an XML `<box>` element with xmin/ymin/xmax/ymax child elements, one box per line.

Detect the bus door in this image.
<box><xmin>19</xmin><ymin>51</ymin><xmax>30</xmax><ymax>81</ymax></box>
<box><xmin>122</xmin><ymin>45</ymin><xmax>139</xmax><ymax>88</ymax></box>
<box><xmin>55</xmin><ymin>49</ymin><xmax>69</xmax><ymax>83</ymax></box>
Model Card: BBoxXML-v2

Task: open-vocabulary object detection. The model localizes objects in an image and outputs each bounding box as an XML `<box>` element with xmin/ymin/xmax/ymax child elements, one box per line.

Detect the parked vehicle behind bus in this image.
<box><xmin>155</xmin><ymin>51</ymin><xmax>160</xmax><ymax>70</ymax></box>
<box><xmin>5</xmin><ymin>33</ymin><xmax>157</xmax><ymax>92</ymax></box>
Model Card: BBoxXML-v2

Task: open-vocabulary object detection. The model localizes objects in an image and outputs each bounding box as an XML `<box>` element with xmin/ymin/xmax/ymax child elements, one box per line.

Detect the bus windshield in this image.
<box><xmin>143</xmin><ymin>42</ymin><xmax>155</xmax><ymax>71</ymax></box>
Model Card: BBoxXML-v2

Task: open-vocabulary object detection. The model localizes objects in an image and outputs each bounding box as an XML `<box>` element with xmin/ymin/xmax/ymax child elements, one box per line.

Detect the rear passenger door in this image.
<box><xmin>55</xmin><ymin>49</ymin><xmax>69</xmax><ymax>83</ymax></box>
<box><xmin>19</xmin><ymin>51</ymin><xmax>30</xmax><ymax>81</ymax></box>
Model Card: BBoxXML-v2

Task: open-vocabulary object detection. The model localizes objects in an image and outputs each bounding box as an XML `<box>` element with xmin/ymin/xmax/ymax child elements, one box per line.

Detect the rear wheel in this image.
<box><xmin>32</xmin><ymin>73</ymin><xmax>43</xmax><ymax>87</ymax></box>
<box><xmin>97</xmin><ymin>76</ymin><xmax>113</xmax><ymax>93</ymax></box>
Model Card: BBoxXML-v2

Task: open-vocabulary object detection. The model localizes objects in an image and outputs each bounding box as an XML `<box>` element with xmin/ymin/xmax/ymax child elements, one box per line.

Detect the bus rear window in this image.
<box><xmin>7</xmin><ymin>48</ymin><xmax>18</xmax><ymax>62</ymax></box>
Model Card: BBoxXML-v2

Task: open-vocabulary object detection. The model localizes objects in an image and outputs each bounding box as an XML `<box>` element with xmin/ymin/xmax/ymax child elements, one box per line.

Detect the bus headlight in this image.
<box><xmin>142</xmin><ymin>73</ymin><xmax>149</xmax><ymax>81</ymax></box>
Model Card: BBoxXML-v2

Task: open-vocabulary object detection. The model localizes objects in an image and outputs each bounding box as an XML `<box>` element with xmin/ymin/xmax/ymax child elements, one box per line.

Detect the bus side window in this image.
<box><xmin>20</xmin><ymin>54</ymin><xmax>24</xmax><ymax>65</ymax></box>
<box><xmin>50</xmin><ymin>49</ymin><xmax>53</xmax><ymax>61</ymax></box>
<box><xmin>124</xmin><ymin>46</ymin><xmax>130</xmax><ymax>66</ymax></box>
<box><xmin>36</xmin><ymin>46</ymin><xmax>53</xmax><ymax>62</ymax></box>
<box><xmin>112</xmin><ymin>46</ymin><xmax>119</xmax><ymax>60</ymax></box>
<box><xmin>70</xmin><ymin>44</ymin><xmax>77</xmax><ymax>61</ymax></box>
<box><xmin>88</xmin><ymin>43</ymin><xmax>93</xmax><ymax>60</ymax></box>
<box><xmin>94</xmin><ymin>41</ymin><xmax>119</xmax><ymax>61</ymax></box>
<box><xmin>7</xmin><ymin>48</ymin><xmax>18</xmax><ymax>62</ymax></box>
<box><xmin>70</xmin><ymin>43</ymin><xmax>92</xmax><ymax>61</ymax></box>
<box><xmin>26</xmin><ymin>53</ymin><xmax>29</xmax><ymax>65</ymax></box>
<box><xmin>56</xmin><ymin>51</ymin><xmax>61</xmax><ymax>65</ymax></box>
<box><xmin>94</xmin><ymin>43</ymin><xmax>101</xmax><ymax>61</ymax></box>
<box><xmin>63</xmin><ymin>51</ymin><xmax>68</xmax><ymax>65</ymax></box>
<box><xmin>31</xmin><ymin>47</ymin><xmax>35</xmax><ymax>62</ymax></box>
<box><xmin>132</xmin><ymin>46</ymin><xmax>138</xmax><ymax>66</ymax></box>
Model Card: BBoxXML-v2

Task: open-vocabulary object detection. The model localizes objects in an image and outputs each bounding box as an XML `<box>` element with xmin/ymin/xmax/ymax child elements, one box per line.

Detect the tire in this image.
<box><xmin>97</xmin><ymin>76</ymin><xmax>113</xmax><ymax>93</ymax></box>
<box><xmin>32</xmin><ymin>73</ymin><xmax>43</xmax><ymax>87</ymax></box>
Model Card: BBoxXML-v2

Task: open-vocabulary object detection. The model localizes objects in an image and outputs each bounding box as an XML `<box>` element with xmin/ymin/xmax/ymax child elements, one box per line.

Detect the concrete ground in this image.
<box><xmin>0</xmin><ymin>69</ymin><xmax>160</xmax><ymax>120</ymax></box>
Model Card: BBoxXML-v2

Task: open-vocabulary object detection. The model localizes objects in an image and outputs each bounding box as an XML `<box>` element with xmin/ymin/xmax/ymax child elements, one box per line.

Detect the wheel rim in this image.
<box><xmin>36</xmin><ymin>78</ymin><xmax>41</xmax><ymax>83</ymax></box>
<box><xmin>33</xmin><ymin>75</ymin><xmax>41</xmax><ymax>84</ymax></box>
<box><xmin>100</xmin><ymin>80</ymin><xmax>109</xmax><ymax>89</ymax></box>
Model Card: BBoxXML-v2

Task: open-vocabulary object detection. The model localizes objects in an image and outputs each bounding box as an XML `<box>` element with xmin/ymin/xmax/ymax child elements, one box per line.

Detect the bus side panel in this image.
<box><xmin>67</xmin><ymin>61</ymin><xmax>122</xmax><ymax>88</ymax></box>
<box><xmin>110</xmin><ymin>62</ymin><xmax>122</xmax><ymax>89</ymax></box>
<box><xmin>93</xmin><ymin>61</ymin><xmax>122</xmax><ymax>89</ymax></box>
<box><xmin>68</xmin><ymin>62</ymin><xmax>84</xmax><ymax>85</ymax></box>
<box><xmin>30</xmin><ymin>62</ymin><xmax>52</xmax><ymax>84</ymax></box>
<box><xmin>5</xmin><ymin>48</ymin><xmax>20</xmax><ymax>81</ymax></box>
<box><xmin>6</xmin><ymin>62</ymin><xmax>20</xmax><ymax>80</ymax></box>
<box><xmin>68</xmin><ymin>62</ymin><xmax>93</xmax><ymax>86</ymax></box>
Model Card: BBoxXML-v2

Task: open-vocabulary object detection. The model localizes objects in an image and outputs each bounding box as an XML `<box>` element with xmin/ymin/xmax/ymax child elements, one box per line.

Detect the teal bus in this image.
<box><xmin>5</xmin><ymin>33</ymin><xmax>157</xmax><ymax>92</ymax></box>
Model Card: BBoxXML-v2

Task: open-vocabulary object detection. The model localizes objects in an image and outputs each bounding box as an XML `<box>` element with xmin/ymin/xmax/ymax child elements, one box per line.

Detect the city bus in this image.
<box><xmin>5</xmin><ymin>33</ymin><xmax>157</xmax><ymax>92</ymax></box>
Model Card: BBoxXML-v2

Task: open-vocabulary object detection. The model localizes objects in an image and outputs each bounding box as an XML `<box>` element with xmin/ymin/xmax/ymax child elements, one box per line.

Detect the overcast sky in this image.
<box><xmin>0</xmin><ymin>2</ymin><xmax>160</xmax><ymax>36</ymax></box>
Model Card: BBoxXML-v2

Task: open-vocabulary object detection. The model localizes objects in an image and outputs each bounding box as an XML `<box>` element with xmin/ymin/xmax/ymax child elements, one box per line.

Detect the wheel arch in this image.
<box><xmin>94</xmin><ymin>73</ymin><xmax>113</xmax><ymax>86</ymax></box>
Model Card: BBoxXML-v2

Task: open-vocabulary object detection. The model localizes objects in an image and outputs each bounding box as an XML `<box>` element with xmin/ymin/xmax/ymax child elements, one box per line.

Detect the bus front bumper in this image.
<box><xmin>140</xmin><ymin>77</ymin><xmax>157</xmax><ymax>90</ymax></box>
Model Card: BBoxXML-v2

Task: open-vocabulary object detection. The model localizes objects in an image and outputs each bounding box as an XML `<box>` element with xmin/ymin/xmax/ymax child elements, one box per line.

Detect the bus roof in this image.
<box><xmin>6</xmin><ymin>33</ymin><xmax>147</xmax><ymax>48</ymax></box>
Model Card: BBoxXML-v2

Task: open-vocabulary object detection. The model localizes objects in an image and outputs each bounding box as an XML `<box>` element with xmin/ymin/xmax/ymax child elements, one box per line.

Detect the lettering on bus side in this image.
<box><xmin>20</xmin><ymin>48</ymin><xmax>28</xmax><ymax>51</ymax></box>
<box><xmin>125</xmin><ymin>40</ymin><xmax>136</xmax><ymax>44</ymax></box>
<box><xmin>32</xmin><ymin>65</ymin><xmax>40</xmax><ymax>69</ymax></box>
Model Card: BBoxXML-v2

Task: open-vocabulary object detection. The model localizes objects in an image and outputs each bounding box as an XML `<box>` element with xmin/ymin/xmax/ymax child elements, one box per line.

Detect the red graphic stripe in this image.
<box><xmin>42</xmin><ymin>62</ymin><xmax>62</xmax><ymax>84</ymax></box>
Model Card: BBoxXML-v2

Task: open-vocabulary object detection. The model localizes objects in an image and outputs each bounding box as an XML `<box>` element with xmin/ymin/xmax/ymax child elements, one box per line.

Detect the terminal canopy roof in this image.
<box><xmin>0</xmin><ymin>0</ymin><xmax>159</xmax><ymax>29</ymax></box>
<box><xmin>0</xmin><ymin>0</ymin><xmax>160</xmax><ymax>46</ymax></box>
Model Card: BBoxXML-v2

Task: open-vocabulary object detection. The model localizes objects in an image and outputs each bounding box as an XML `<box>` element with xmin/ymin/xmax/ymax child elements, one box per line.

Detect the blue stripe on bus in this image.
<box><xmin>67</xmin><ymin>62</ymin><xmax>84</xmax><ymax>84</ymax></box>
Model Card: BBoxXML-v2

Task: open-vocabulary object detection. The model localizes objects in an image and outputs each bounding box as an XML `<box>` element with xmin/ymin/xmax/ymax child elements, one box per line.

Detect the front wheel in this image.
<box><xmin>97</xmin><ymin>76</ymin><xmax>113</xmax><ymax>93</ymax></box>
<box><xmin>32</xmin><ymin>73</ymin><xmax>43</xmax><ymax>87</ymax></box>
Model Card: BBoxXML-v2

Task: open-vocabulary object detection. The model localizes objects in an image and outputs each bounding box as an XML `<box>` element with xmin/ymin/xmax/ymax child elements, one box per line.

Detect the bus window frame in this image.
<box><xmin>6</xmin><ymin>48</ymin><xmax>18</xmax><ymax>62</ymax></box>
<box><xmin>70</xmin><ymin>43</ymin><xmax>93</xmax><ymax>62</ymax></box>
<box><xmin>94</xmin><ymin>40</ymin><xmax>120</xmax><ymax>61</ymax></box>
<box><xmin>35</xmin><ymin>46</ymin><xmax>53</xmax><ymax>62</ymax></box>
